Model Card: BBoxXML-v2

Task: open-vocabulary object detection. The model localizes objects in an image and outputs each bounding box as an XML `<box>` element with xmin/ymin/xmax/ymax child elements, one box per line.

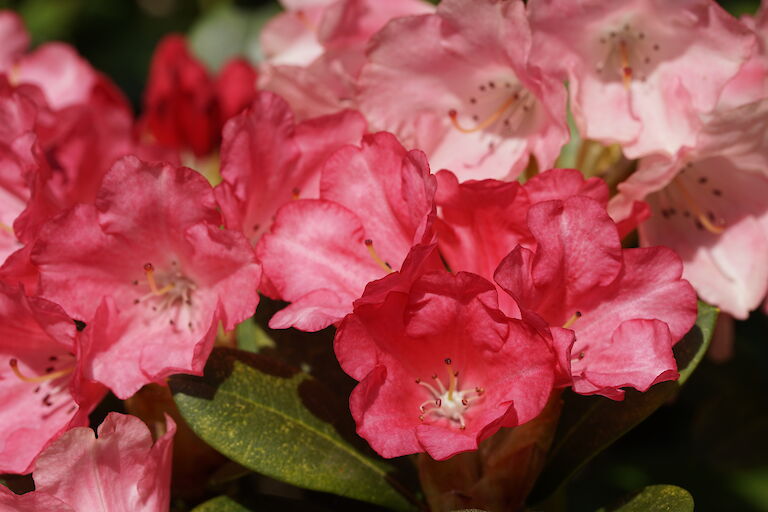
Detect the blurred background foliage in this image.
<box><xmin>0</xmin><ymin>0</ymin><xmax>765</xmax><ymax>510</ymax></box>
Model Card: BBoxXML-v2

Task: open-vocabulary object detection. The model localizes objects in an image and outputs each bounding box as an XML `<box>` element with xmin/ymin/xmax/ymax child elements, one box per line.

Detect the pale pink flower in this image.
<box><xmin>529</xmin><ymin>0</ymin><xmax>755</xmax><ymax>158</ymax></box>
<box><xmin>358</xmin><ymin>0</ymin><xmax>568</xmax><ymax>181</ymax></box>
<box><xmin>0</xmin><ymin>413</ymin><xmax>175</xmax><ymax>512</ymax></box>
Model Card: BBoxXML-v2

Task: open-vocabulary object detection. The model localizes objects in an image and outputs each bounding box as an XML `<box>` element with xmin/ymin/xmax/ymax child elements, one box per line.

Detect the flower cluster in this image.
<box><xmin>0</xmin><ymin>0</ymin><xmax>765</xmax><ymax>506</ymax></box>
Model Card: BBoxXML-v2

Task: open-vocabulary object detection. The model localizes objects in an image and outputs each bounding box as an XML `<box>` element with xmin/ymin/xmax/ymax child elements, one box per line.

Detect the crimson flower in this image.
<box><xmin>335</xmin><ymin>267</ymin><xmax>556</xmax><ymax>460</ymax></box>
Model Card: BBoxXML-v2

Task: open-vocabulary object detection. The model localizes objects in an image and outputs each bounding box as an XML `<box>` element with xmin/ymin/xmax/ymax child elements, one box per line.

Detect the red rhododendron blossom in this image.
<box><xmin>215</xmin><ymin>91</ymin><xmax>366</xmax><ymax>245</ymax></box>
<box><xmin>0</xmin><ymin>282</ymin><xmax>106</xmax><ymax>474</ymax></box>
<box><xmin>140</xmin><ymin>35</ymin><xmax>258</xmax><ymax>158</ymax></box>
<box><xmin>529</xmin><ymin>0</ymin><xmax>755</xmax><ymax>158</ymax></box>
<box><xmin>494</xmin><ymin>195</ymin><xmax>697</xmax><ymax>399</ymax></box>
<box><xmin>256</xmin><ymin>132</ymin><xmax>436</xmax><ymax>331</ymax></box>
<box><xmin>335</xmin><ymin>269</ymin><xmax>556</xmax><ymax>460</ymax></box>
<box><xmin>32</xmin><ymin>156</ymin><xmax>261</xmax><ymax>398</ymax></box>
<box><xmin>358</xmin><ymin>0</ymin><xmax>568</xmax><ymax>181</ymax></box>
<box><xmin>260</xmin><ymin>0</ymin><xmax>433</xmax><ymax>119</ymax></box>
<box><xmin>0</xmin><ymin>413</ymin><xmax>175</xmax><ymax>512</ymax></box>
<box><xmin>434</xmin><ymin>168</ymin><xmax>608</xmax><ymax>286</ymax></box>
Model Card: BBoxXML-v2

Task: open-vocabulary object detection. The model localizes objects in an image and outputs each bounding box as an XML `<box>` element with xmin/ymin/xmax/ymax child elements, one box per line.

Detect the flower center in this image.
<box><xmin>133</xmin><ymin>261</ymin><xmax>198</xmax><ymax>330</ymax></box>
<box><xmin>448</xmin><ymin>77</ymin><xmax>536</xmax><ymax>135</ymax></box>
<box><xmin>595</xmin><ymin>21</ymin><xmax>661</xmax><ymax>88</ymax></box>
<box><xmin>415</xmin><ymin>358</ymin><xmax>484</xmax><ymax>430</ymax></box>
<box><xmin>656</xmin><ymin>163</ymin><xmax>726</xmax><ymax>235</ymax></box>
<box><xmin>9</xmin><ymin>354</ymin><xmax>77</xmax><ymax>416</ymax></box>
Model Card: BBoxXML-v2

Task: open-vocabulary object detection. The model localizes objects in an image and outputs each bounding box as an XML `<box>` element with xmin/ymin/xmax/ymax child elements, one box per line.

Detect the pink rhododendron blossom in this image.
<box><xmin>0</xmin><ymin>11</ymin><xmax>28</xmax><ymax>70</ymax></box>
<box><xmin>32</xmin><ymin>156</ymin><xmax>261</xmax><ymax>398</ymax></box>
<box><xmin>358</xmin><ymin>0</ymin><xmax>568</xmax><ymax>181</ymax></box>
<box><xmin>0</xmin><ymin>282</ymin><xmax>106</xmax><ymax>474</ymax></box>
<box><xmin>335</xmin><ymin>269</ymin><xmax>556</xmax><ymax>460</ymax></box>
<box><xmin>0</xmin><ymin>79</ymin><xmax>39</xmax><ymax>263</ymax></box>
<box><xmin>215</xmin><ymin>91</ymin><xmax>366</xmax><ymax>244</ymax></box>
<box><xmin>256</xmin><ymin>132</ymin><xmax>436</xmax><ymax>331</ymax></box>
<box><xmin>14</xmin><ymin>75</ymin><xmax>137</xmax><ymax>244</ymax></box>
<box><xmin>0</xmin><ymin>413</ymin><xmax>175</xmax><ymax>512</ymax></box>
<box><xmin>610</xmin><ymin>101</ymin><xmax>768</xmax><ymax>319</ymax></box>
<box><xmin>529</xmin><ymin>0</ymin><xmax>755</xmax><ymax>158</ymax></box>
<box><xmin>260</xmin><ymin>0</ymin><xmax>433</xmax><ymax>119</ymax></box>
<box><xmin>494</xmin><ymin>194</ymin><xmax>698</xmax><ymax>399</ymax></box>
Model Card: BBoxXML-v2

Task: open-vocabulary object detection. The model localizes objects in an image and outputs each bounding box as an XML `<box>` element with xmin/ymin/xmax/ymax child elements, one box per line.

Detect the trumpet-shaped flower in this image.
<box><xmin>0</xmin><ymin>282</ymin><xmax>106</xmax><ymax>474</ymax></box>
<box><xmin>335</xmin><ymin>269</ymin><xmax>556</xmax><ymax>460</ymax></box>
<box><xmin>0</xmin><ymin>413</ymin><xmax>175</xmax><ymax>512</ymax></box>
<box><xmin>214</xmin><ymin>91</ymin><xmax>366</xmax><ymax>245</ymax></box>
<box><xmin>256</xmin><ymin>132</ymin><xmax>436</xmax><ymax>331</ymax></box>
<box><xmin>32</xmin><ymin>156</ymin><xmax>261</xmax><ymax>398</ymax></box>
<box><xmin>528</xmin><ymin>0</ymin><xmax>755</xmax><ymax>158</ymax></box>
<box><xmin>358</xmin><ymin>0</ymin><xmax>568</xmax><ymax>181</ymax></box>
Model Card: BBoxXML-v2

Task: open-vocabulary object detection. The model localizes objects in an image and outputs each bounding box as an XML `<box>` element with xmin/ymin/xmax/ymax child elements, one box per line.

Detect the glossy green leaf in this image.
<box><xmin>171</xmin><ymin>348</ymin><xmax>414</xmax><ymax>511</ymax></box>
<box><xmin>599</xmin><ymin>484</ymin><xmax>694</xmax><ymax>512</ymax></box>
<box><xmin>530</xmin><ymin>302</ymin><xmax>718</xmax><ymax>502</ymax></box>
<box><xmin>192</xmin><ymin>495</ymin><xmax>252</xmax><ymax>512</ymax></box>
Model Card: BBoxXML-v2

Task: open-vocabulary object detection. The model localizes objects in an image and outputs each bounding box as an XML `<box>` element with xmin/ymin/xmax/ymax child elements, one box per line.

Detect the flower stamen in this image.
<box><xmin>672</xmin><ymin>180</ymin><xmax>725</xmax><ymax>235</ymax></box>
<box><xmin>449</xmin><ymin>94</ymin><xmax>518</xmax><ymax>133</ymax></box>
<box><xmin>562</xmin><ymin>311</ymin><xmax>582</xmax><ymax>329</ymax></box>
<box><xmin>9</xmin><ymin>358</ymin><xmax>73</xmax><ymax>383</ymax></box>
<box><xmin>143</xmin><ymin>263</ymin><xmax>175</xmax><ymax>296</ymax></box>
<box><xmin>364</xmin><ymin>239</ymin><xmax>393</xmax><ymax>273</ymax></box>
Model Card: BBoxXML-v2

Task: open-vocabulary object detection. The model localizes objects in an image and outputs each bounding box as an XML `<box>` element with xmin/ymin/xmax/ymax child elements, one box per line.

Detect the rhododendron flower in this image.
<box><xmin>256</xmin><ymin>131</ymin><xmax>436</xmax><ymax>331</ymax></box>
<box><xmin>0</xmin><ymin>78</ymin><xmax>39</xmax><ymax>263</ymax></box>
<box><xmin>140</xmin><ymin>34</ymin><xmax>258</xmax><ymax>158</ymax></box>
<box><xmin>214</xmin><ymin>91</ymin><xmax>366</xmax><ymax>244</ymax></box>
<box><xmin>335</xmin><ymin>269</ymin><xmax>556</xmax><ymax>460</ymax></box>
<box><xmin>610</xmin><ymin>101</ymin><xmax>768</xmax><ymax>319</ymax></box>
<box><xmin>433</xmin><ymin>168</ymin><xmax>695</xmax><ymax>398</ymax></box>
<box><xmin>529</xmin><ymin>0</ymin><xmax>755</xmax><ymax>158</ymax></box>
<box><xmin>0</xmin><ymin>282</ymin><xmax>105</xmax><ymax>474</ymax></box>
<box><xmin>32</xmin><ymin>156</ymin><xmax>261</xmax><ymax>398</ymax></box>
<box><xmin>434</xmin><ymin>168</ymin><xmax>608</xmax><ymax>285</ymax></box>
<box><xmin>260</xmin><ymin>0</ymin><xmax>433</xmax><ymax>119</ymax></box>
<box><xmin>0</xmin><ymin>413</ymin><xmax>175</xmax><ymax>512</ymax></box>
<box><xmin>494</xmin><ymin>191</ymin><xmax>697</xmax><ymax>399</ymax></box>
<box><xmin>0</xmin><ymin>13</ymin><xmax>139</xmax><ymax>247</ymax></box>
<box><xmin>358</xmin><ymin>0</ymin><xmax>568</xmax><ymax>181</ymax></box>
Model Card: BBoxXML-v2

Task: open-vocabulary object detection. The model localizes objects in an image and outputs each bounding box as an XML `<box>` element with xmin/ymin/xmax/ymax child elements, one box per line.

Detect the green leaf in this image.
<box><xmin>599</xmin><ymin>484</ymin><xmax>694</xmax><ymax>512</ymax></box>
<box><xmin>235</xmin><ymin>318</ymin><xmax>275</xmax><ymax>353</ymax></box>
<box><xmin>171</xmin><ymin>348</ymin><xmax>414</xmax><ymax>511</ymax></box>
<box><xmin>192</xmin><ymin>495</ymin><xmax>252</xmax><ymax>512</ymax></box>
<box><xmin>530</xmin><ymin>302</ymin><xmax>718</xmax><ymax>502</ymax></box>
